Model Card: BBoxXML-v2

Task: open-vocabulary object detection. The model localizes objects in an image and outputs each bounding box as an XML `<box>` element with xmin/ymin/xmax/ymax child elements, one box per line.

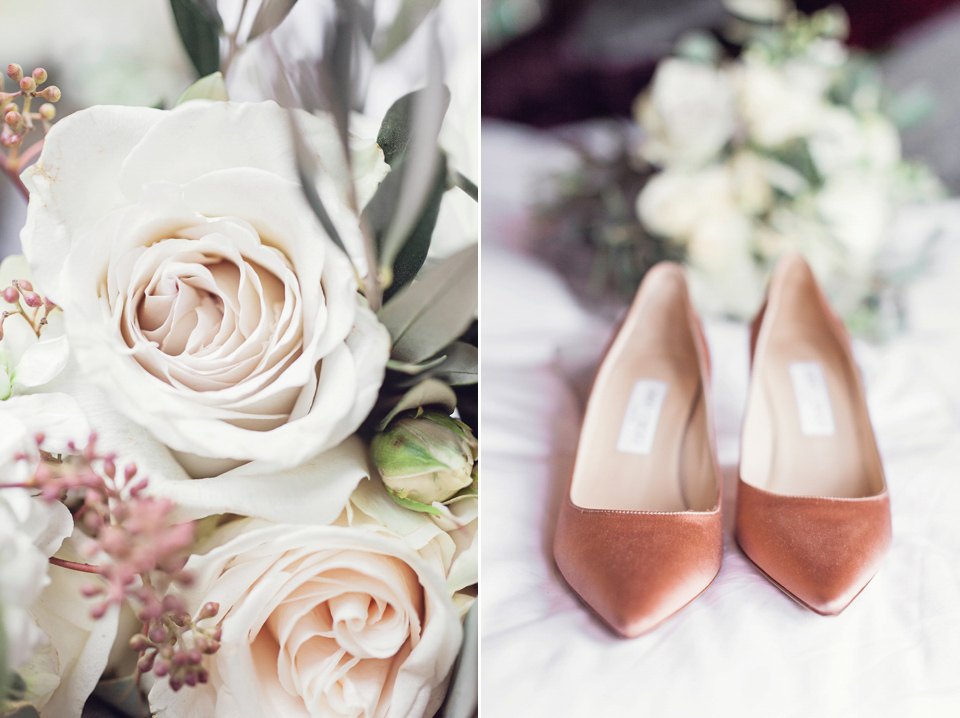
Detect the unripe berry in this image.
<box><xmin>32</xmin><ymin>68</ymin><xmax>47</xmax><ymax>84</ymax></box>
<box><xmin>6</xmin><ymin>64</ymin><xmax>22</xmax><ymax>82</ymax></box>
<box><xmin>39</xmin><ymin>103</ymin><xmax>56</xmax><ymax>121</ymax></box>
<box><xmin>19</xmin><ymin>77</ymin><xmax>36</xmax><ymax>94</ymax></box>
<box><xmin>40</xmin><ymin>86</ymin><xmax>61</xmax><ymax>102</ymax></box>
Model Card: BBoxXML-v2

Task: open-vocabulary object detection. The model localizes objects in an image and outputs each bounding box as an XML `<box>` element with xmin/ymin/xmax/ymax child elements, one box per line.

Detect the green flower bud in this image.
<box><xmin>372</xmin><ymin>410</ymin><xmax>478</xmax><ymax>505</ymax></box>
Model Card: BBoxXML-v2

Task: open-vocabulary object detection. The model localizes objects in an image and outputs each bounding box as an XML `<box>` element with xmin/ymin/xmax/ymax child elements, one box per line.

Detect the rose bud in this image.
<box><xmin>371</xmin><ymin>410</ymin><xmax>478</xmax><ymax>504</ymax></box>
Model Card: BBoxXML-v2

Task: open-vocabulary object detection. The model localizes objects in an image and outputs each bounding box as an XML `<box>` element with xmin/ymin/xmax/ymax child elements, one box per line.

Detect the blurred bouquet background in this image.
<box><xmin>484</xmin><ymin>0</ymin><xmax>957</xmax><ymax>338</ymax></box>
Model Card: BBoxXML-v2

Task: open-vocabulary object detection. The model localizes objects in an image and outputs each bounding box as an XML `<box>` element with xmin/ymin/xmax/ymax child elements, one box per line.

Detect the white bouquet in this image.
<box><xmin>635</xmin><ymin>0</ymin><xmax>943</xmax><ymax>331</ymax></box>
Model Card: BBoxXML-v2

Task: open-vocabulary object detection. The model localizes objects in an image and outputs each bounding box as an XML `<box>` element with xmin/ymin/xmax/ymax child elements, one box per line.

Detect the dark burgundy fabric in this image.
<box><xmin>482</xmin><ymin>0</ymin><xmax>960</xmax><ymax>127</ymax></box>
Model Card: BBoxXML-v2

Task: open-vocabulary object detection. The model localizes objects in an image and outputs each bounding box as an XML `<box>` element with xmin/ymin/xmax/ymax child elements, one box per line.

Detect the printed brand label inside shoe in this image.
<box><xmin>789</xmin><ymin>361</ymin><xmax>836</xmax><ymax>437</ymax></box>
<box><xmin>616</xmin><ymin>379</ymin><xmax>668</xmax><ymax>455</ymax></box>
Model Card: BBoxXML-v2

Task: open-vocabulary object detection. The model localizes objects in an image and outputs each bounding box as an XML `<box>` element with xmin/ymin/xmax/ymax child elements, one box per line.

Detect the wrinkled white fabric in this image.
<box><xmin>481</xmin><ymin>121</ymin><xmax>960</xmax><ymax>717</ymax></box>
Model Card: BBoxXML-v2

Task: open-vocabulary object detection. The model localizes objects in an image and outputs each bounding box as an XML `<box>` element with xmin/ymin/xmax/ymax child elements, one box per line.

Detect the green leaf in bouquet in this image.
<box><xmin>375</xmin><ymin>0</ymin><xmax>442</xmax><ymax>61</ymax></box>
<box><xmin>322</xmin><ymin>0</ymin><xmax>367</xmax><ymax>178</ymax></box>
<box><xmin>386</xmin><ymin>354</ymin><xmax>449</xmax><ymax>375</ymax></box>
<box><xmin>363</xmin><ymin>152</ymin><xmax>448</xmax><ymax>300</ymax></box>
<box><xmin>379</xmin><ymin>244</ymin><xmax>478</xmax><ymax>364</ymax></box>
<box><xmin>176</xmin><ymin>71</ymin><xmax>228</xmax><ymax>104</ymax></box>
<box><xmin>452</xmin><ymin>170</ymin><xmax>478</xmax><ymax>202</ymax></box>
<box><xmin>437</xmin><ymin>602</ymin><xmax>478</xmax><ymax>718</ymax></box>
<box><xmin>247</xmin><ymin>0</ymin><xmax>300</xmax><ymax>42</ymax></box>
<box><xmin>91</xmin><ymin>676</ymin><xmax>151</xmax><ymax>718</ymax></box>
<box><xmin>170</xmin><ymin>0</ymin><xmax>223</xmax><ymax>78</ymax></box>
<box><xmin>390</xmin><ymin>341</ymin><xmax>478</xmax><ymax>388</ymax></box>
<box><xmin>377</xmin><ymin>86</ymin><xmax>452</xmax><ymax>169</ymax></box>
<box><xmin>375</xmin><ymin>34</ymin><xmax>450</xmax><ymax>272</ymax></box>
<box><xmin>384</xmin><ymin>487</ymin><xmax>444</xmax><ymax>517</ymax></box>
<box><xmin>286</xmin><ymin>112</ymin><xmax>354</xmax><ymax>267</ymax></box>
<box><xmin>377</xmin><ymin>378</ymin><xmax>457</xmax><ymax>432</ymax></box>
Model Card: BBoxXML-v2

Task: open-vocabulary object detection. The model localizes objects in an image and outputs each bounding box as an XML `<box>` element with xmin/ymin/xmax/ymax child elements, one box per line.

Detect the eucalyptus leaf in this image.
<box><xmin>377</xmin><ymin>378</ymin><xmax>457</xmax><ymax>431</ymax></box>
<box><xmin>424</xmin><ymin>342</ymin><xmax>477</xmax><ymax>386</ymax></box>
<box><xmin>363</xmin><ymin>152</ymin><xmax>448</xmax><ymax>300</ymax></box>
<box><xmin>176</xmin><ymin>71</ymin><xmax>228</xmax><ymax>104</ymax></box>
<box><xmin>391</xmin><ymin>341</ymin><xmax>477</xmax><ymax>388</ymax></box>
<box><xmin>452</xmin><ymin>170</ymin><xmax>478</xmax><ymax>202</ymax></box>
<box><xmin>375</xmin><ymin>0</ymin><xmax>441</xmax><ymax>61</ymax></box>
<box><xmin>247</xmin><ymin>0</ymin><xmax>299</xmax><ymax>42</ymax></box>
<box><xmin>92</xmin><ymin>676</ymin><xmax>150</xmax><ymax>718</ymax></box>
<box><xmin>170</xmin><ymin>0</ymin><xmax>223</xmax><ymax>78</ymax></box>
<box><xmin>386</xmin><ymin>354</ymin><xmax>448</xmax><ymax>375</ymax></box>
<box><xmin>377</xmin><ymin>29</ymin><xmax>450</xmax><ymax>269</ymax></box>
<box><xmin>377</xmin><ymin>86</ymin><xmax>451</xmax><ymax>168</ymax></box>
<box><xmin>379</xmin><ymin>245</ymin><xmax>478</xmax><ymax>364</ymax></box>
<box><xmin>286</xmin><ymin>111</ymin><xmax>353</xmax><ymax>264</ymax></box>
<box><xmin>438</xmin><ymin>602</ymin><xmax>478</xmax><ymax>718</ymax></box>
<box><xmin>322</xmin><ymin>0</ymin><xmax>362</xmax><ymax>178</ymax></box>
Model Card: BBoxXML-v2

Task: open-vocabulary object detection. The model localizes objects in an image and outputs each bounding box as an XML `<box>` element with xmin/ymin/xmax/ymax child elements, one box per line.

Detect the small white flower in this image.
<box><xmin>734</xmin><ymin>58</ymin><xmax>829</xmax><ymax>147</ymax></box>
<box><xmin>637</xmin><ymin>58</ymin><xmax>737</xmax><ymax>169</ymax></box>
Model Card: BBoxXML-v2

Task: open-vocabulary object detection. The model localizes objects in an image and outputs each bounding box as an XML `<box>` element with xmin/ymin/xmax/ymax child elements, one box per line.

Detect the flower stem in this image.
<box><xmin>49</xmin><ymin>556</ymin><xmax>102</xmax><ymax>574</ymax></box>
<box><xmin>0</xmin><ymin>152</ymin><xmax>29</xmax><ymax>200</ymax></box>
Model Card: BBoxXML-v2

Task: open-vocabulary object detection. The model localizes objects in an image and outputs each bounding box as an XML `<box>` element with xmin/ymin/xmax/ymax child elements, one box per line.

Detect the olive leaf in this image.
<box><xmin>375</xmin><ymin>0</ymin><xmax>441</xmax><ymax>61</ymax></box>
<box><xmin>376</xmin><ymin>31</ymin><xmax>450</xmax><ymax>271</ymax></box>
<box><xmin>363</xmin><ymin>152</ymin><xmax>448</xmax><ymax>300</ymax></box>
<box><xmin>286</xmin><ymin>111</ymin><xmax>353</xmax><ymax>266</ymax></box>
<box><xmin>176</xmin><ymin>71</ymin><xmax>228</xmax><ymax>104</ymax></box>
<box><xmin>390</xmin><ymin>341</ymin><xmax>477</xmax><ymax>388</ymax></box>
<box><xmin>377</xmin><ymin>86</ymin><xmax>451</xmax><ymax>168</ymax></box>
<box><xmin>169</xmin><ymin>0</ymin><xmax>223</xmax><ymax>78</ymax></box>
<box><xmin>379</xmin><ymin>244</ymin><xmax>478</xmax><ymax>365</ymax></box>
<box><xmin>247</xmin><ymin>0</ymin><xmax>300</xmax><ymax>42</ymax></box>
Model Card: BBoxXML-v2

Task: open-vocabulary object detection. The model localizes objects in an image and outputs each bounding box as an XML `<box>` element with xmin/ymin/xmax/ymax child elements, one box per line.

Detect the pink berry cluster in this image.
<box><xmin>1</xmin><ymin>64</ymin><xmax>60</xmax><ymax>151</ymax></box>
<box><xmin>0</xmin><ymin>276</ymin><xmax>57</xmax><ymax>340</ymax></box>
<box><xmin>10</xmin><ymin>432</ymin><xmax>220</xmax><ymax>691</ymax></box>
<box><xmin>131</xmin><ymin>600</ymin><xmax>222</xmax><ymax>690</ymax></box>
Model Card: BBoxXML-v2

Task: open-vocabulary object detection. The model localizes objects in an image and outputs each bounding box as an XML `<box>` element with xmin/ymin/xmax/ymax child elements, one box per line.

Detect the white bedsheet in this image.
<box><xmin>480</xmin><ymin>122</ymin><xmax>960</xmax><ymax>717</ymax></box>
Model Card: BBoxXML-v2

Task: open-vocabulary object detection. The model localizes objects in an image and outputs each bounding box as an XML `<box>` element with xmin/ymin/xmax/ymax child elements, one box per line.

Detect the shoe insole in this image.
<box><xmin>741</xmin><ymin>269</ymin><xmax>880</xmax><ymax>499</ymax></box>
<box><xmin>570</xmin><ymin>353</ymin><xmax>712</xmax><ymax>512</ymax></box>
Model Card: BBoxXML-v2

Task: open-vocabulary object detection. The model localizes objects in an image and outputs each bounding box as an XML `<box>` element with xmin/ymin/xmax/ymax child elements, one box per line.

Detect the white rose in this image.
<box><xmin>685</xmin><ymin>207</ymin><xmax>763</xmax><ymax>318</ymax></box>
<box><xmin>22</xmin><ymin>101</ymin><xmax>391</xmax><ymax>478</ymax></box>
<box><xmin>637</xmin><ymin>58</ymin><xmax>736</xmax><ymax>169</ymax></box>
<box><xmin>816</xmin><ymin>171</ymin><xmax>890</xmax><ymax>272</ymax></box>
<box><xmin>735</xmin><ymin>58</ymin><xmax>828</xmax><ymax>147</ymax></box>
<box><xmin>637</xmin><ymin>164</ymin><xmax>738</xmax><ymax>239</ymax></box>
<box><xmin>148</xmin><ymin>515</ymin><xmax>463</xmax><ymax>718</ymax></box>
<box><xmin>806</xmin><ymin>107</ymin><xmax>901</xmax><ymax>178</ymax></box>
<box><xmin>0</xmin><ymin>254</ymin><xmax>69</xmax><ymax>399</ymax></box>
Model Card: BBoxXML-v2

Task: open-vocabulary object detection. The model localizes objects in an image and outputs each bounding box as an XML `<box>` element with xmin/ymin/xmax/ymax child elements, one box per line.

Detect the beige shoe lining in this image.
<box><xmin>569</xmin><ymin>266</ymin><xmax>718</xmax><ymax>512</ymax></box>
<box><xmin>740</xmin><ymin>257</ymin><xmax>886</xmax><ymax>499</ymax></box>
